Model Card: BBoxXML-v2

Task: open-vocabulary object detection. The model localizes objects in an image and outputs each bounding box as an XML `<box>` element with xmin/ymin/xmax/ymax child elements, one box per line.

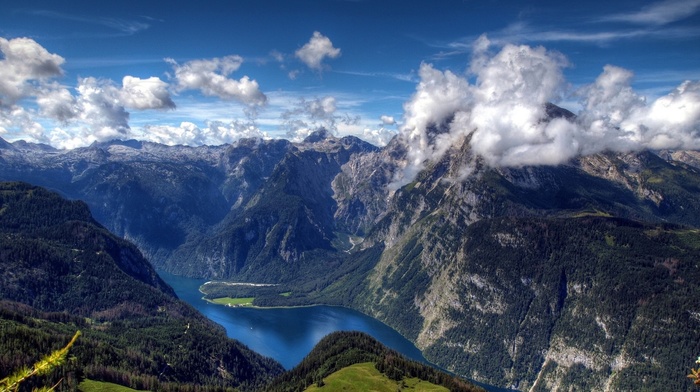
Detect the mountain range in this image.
<box><xmin>2</xmin><ymin>105</ymin><xmax>700</xmax><ymax>390</ymax></box>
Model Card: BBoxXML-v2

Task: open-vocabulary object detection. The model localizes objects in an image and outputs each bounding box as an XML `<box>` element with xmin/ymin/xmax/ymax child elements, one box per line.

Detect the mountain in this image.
<box><xmin>333</xmin><ymin>128</ymin><xmax>700</xmax><ymax>390</ymax></box>
<box><xmin>0</xmin><ymin>182</ymin><xmax>283</xmax><ymax>391</ymax></box>
<box><xmin>0</xmin><ymin>131</ymin><xmax>377</xmax><ymax>281</ymax></box>
<box><xmin>264</xmin><ymin>331</ymin><xmax>484</xmax><ymax>392</ymax></box>
<box><xmin>4</xmin><ymin>111</ymin><xmax>700</xmax><ymax>391</ymax></box>
<box><xmin>166</xmin><ymin>131</ymin><xmax>379</xmax><ymax>281</ymax></box>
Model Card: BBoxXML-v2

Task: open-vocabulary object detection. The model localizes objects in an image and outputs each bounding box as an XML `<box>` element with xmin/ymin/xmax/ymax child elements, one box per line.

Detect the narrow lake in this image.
<box><xmin>158</xmin><ymin>271</ymin><xmax>429</xmax><ymax>369</ymax></box>
<box><xmin>158</xmin><ymin>271</ymin><xmax>510</xmax><ymax>392</ymax></box>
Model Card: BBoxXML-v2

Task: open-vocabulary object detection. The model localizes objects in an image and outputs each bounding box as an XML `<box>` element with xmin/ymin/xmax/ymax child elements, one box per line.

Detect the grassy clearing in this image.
<box><xmin>78</xmin><ymin>379</ymin><xmax>146</xmax><ymax>392</ymax></box>
<box><xmin>675</xmin><ymin>229</ymin><xmax>700</xmax><ymax>249</ymax></box>
<box><xmin>571</xmin><ymin>210</ymin><xmax>613</xmax><ymax>218</ymax></box>
<box><xmin>208</xmin><ymin>297</ymin><xmax>255</xmax><ymax>306</ymax></box>
<box><xmin>304</xmin><ymin>362</ymin><xmax>448</xmax><ymax>392</ymax></box>
<box><xmin>280</xmin><ymin>291</ymin><xmax>292</xmax><ymax>297</ymax></box>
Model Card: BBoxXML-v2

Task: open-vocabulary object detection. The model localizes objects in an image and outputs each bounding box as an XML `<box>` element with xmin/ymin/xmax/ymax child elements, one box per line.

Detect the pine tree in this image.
<box><xmin>0</xmin><ymin>331</ymin><xmax>80</xmax><ymax>392</ymax></box>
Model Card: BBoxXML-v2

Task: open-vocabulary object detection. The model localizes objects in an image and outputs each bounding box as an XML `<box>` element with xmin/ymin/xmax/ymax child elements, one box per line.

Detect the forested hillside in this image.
<box><xmin>264</xmin><ymin>331</ymin><xmax>484</xmax><ymax>392</ymax></box>
<box><xmin>0</xmin><ymin>182</ymin><xmax>283</xmax><ymax>391</ymax></box>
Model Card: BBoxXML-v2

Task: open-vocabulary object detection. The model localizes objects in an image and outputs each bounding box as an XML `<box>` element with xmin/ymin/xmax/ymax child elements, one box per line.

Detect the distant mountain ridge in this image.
<box><xmin>4</xmin><ymin>105</ymin><xmax>700</xmax><ymax>390</ymax></box>
<box><xmin>0</xmin><ymin>131</ymin><xmax>378</xmax><ymax>280</ymax></box>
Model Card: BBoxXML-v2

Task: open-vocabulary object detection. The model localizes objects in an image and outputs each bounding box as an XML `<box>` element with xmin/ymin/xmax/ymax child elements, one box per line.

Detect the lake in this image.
<box><xmin>158</xmin><ymin>271</ymin><xmax>511</xmax><ymax>392</ymax></box>
<box><xmin>158</xmin><ymin>271</ymin><xmax>430</xmax><ymax>369</ymax></box>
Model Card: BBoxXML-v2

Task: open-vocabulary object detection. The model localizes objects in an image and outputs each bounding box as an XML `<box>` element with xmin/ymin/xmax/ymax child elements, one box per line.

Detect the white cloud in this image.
<box><xmin>440</xmin><ymin>19</ymin><xmax>700</xmax><ymax>55</ymax></box>
<box><xmin>361</xmin><ymin>127</ymin><xmax>397</xmax><ymax>147</ymax></box>
<box><xmin>0</xmin><ymin>36</ymin><xmax>182</xmax><ymax>148</ymax></box>
<box><xmin>120</xmin><ymin>76</ymin><xmax>175</xmax><ymax>110</ymax></box>
<box><xmin>141</xmin><ymin>120</ymin><xmax>267</xmax><ymax>146</ymax></box>
<box><xmin>142</xmin><ymin>122</ymin><xmax>204</xmax><ymax>146</ymax></box>
<box><xmin>0</xmin><ymin>37</ymin><xmax>64</xmax><ymax>103</ymax></box>
<box><xmin>75</xmin><ymin>77</ymin><xmax>130</xmax><ymax>141</ymax></box>
<box><xmin>31</xmin><ymin>75</ymin><xmax>174</xmax><ymax>148</ymax></box>
<box><xmin>392</xmin><ymin>36</ymin><xmax>700</xmax><ymax>187</ymax></box>
<box><xmin>270</xmin><ymin>50</ymin><xmax>285</xmax><ymax>63</ymax></box>
<box><xmin>380</xmin><ymin>115</ymin><xmax>396</xmax><ymax>125</ymax></box>
<box><xmin>395</xmin><ymin>62</ymin><xmax>472</xmax><ymax>184</ymax></box>
<box><xmin>467</xmin><ymin>42</ymin><xmax>570</xmax><ymax>167</ymax></box>
<box><xmin>168</xmin><ymin>55</ymin><xmax>267</xmax><ymax>106</ymax></box>
<box><xmin>295</xmin><ymin>32</ymin><xmax>341</xmax><ymax>71</ymax></box>
<box><xmin>307</xmin><ymin>96</ymin><xmax>337</xmax><ymax>119</ymax></box>
<box><xmin>36</xmin><ymin>83</ymin><xmax>77</xmax><ymax>123</ymax></box>
<box><xmin>281</xmin><ymin>95</ymin><xmax>364</xmax><ymax>142</ymax></box>
<box><xmin>0</xmin><ymin>105</ymin><xmax>48</xmax><ymax>144</ymax></box>
<box><xmin>602</xmin><ymin>0</ymin><xmax>700</xmax><ymax>26</ymax></box>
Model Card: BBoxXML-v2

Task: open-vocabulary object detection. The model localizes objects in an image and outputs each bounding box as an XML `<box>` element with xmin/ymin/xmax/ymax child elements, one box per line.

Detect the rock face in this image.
<box><xmin>3</xmin><ymin>109</ymin><xmax>700</xmax><ymax>390</ymax></box>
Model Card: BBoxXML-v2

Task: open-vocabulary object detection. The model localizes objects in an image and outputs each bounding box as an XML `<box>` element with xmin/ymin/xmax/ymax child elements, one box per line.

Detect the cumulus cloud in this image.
<box><xmin>380</xmin><ymin>115</ymin><xmax>396</xmax><ymax>126</ymax></box>
<box><xmin>295</xmin><ymin>32</ymin><xmax>341</xmax><ymax>71</ymax></box>
<box><xmin>168</xmin><ymin>55</ymin><xmax>267</xmax><ymax>106</ymax></box>
<box><xmin>0</xmin><ymin>105</ymin><xmax>48</xmax><ymax>143</ymax></box>
<box><xmin>141</xmin><ymin>120</ymin><xmax>267</xmax><ymax>146</ymax></box>
<box><xmin>0</xmin><ymin>37</ymin><xmax>64</xmax><ymax>104</ymax></box>
<box><xmin>33</xmin><ymin>75</ymin><xmax>174</xmax><ymax>147</ymax></box>
<box><xmin>393</xmin><ymin>36</ymin><xmax>700</xmax><ymax>187</ymax></box>
<box><xmin>75</xmin><ymin>77</ymin><xmax>131</xmax><ymax>140</ymax></box>
<box><xmin>120</xmin><ymin>76</ymin><xmax>175</xmax><ymax>110</ymax></box>
<box><xmin>36</xmin><ymin>83</ymin><xmax>77</xmax><ymax>123</ymax></box>
<box><xmin>0</xmin><ymin>36</ymin><xmax>182</xmax><ymax>148</ymax></box>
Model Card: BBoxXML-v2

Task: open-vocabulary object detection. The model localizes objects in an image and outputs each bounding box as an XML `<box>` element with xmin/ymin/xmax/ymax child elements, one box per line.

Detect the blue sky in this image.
<box><xmin>0</xmin><ymin>0</ymin><xmax>699</xmax><ymax>149</ymax></box>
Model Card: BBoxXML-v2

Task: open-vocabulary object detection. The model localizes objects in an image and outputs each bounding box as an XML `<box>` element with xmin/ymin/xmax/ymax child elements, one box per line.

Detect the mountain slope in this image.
<box><xmin>334</xmin><ymin>130</ymin><xmax>700</xmax><ymax>390</ymax></box>
<box><xmin>355</xmin><ymin>213</ymin><xmax>700</xmax><ymax>391</ymax></box>
<box><xmin>264</xmin><ymin>331</ymin><xmax>484</xmax><ymax>392</ymax></box>
<box><xmin>0</xmin><ymin>182</ymin><xmax>283</xmax><ymax>391</ymax></box>
<box><xmin>149</xmin><ymin>131</ymin><xmax>378</xmax><ymax>280</ymax></box>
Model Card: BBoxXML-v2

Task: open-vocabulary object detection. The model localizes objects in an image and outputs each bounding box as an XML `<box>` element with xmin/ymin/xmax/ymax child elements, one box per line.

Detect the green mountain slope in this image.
<box><xmin>354</xmin><ymin>214</ymin><xmax>700</xmax><ymax>390</ymax></box>
<box><xmin>304</xmin><ymin>362</ymin><xmax>447</xmax><ymax>392</ymax></box>
<box><xmin>0</xmin><ymin>182</ymin><xmax>283</xmax><ymax>391</ymax></box>
<box><xmin>264</xmin><ymin>331</ymin><xmax>484</xmax><ymax>392</ymax></box>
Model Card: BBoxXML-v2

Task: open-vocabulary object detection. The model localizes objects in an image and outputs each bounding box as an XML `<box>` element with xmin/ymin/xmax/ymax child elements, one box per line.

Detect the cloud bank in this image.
<box><xmin>0</xmin><ymin>37</ymin><xmax>272</xmax><ymax>148</ymax></box>
<box><xmin>140</xmin><ymin>120</ymin><xmax>267</xmax><ymax>146</ymax></box>
<box><xmin>394</xmin><ymin>35</ymin><xmax>700</xmax><ymax>186</ymax></box>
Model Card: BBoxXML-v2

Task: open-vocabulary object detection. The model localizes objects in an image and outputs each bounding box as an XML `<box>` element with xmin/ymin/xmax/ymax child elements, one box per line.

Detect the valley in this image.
<box><xmin>2</xmin><ymin>120</ymin><xmax>700</xmax><ymax>390</ymax></box>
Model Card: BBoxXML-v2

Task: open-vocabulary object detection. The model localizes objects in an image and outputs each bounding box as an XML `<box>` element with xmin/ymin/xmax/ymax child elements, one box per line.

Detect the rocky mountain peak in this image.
<box><xmin>303</xmin><ymin>128</ymin><xmax>334</xmax><ymax>143</ymax></box>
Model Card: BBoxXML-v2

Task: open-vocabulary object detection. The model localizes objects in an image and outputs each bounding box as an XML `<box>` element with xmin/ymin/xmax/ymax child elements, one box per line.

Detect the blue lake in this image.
<box><xmin>158</xmin><ymin>271</ymin><xmax>510</xmax><ymax>392</ymax></box>
<box><xmin>158</xmin><ymin>271</ymin><xmax>430</xmax><ymax>369</ymax></box>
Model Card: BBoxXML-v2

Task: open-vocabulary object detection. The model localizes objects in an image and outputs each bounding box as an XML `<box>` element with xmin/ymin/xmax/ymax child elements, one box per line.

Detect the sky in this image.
<box><xmin>0</xmin><ymin>0</ymin><xmax>699</xmax><ymax>165</ymax></box>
